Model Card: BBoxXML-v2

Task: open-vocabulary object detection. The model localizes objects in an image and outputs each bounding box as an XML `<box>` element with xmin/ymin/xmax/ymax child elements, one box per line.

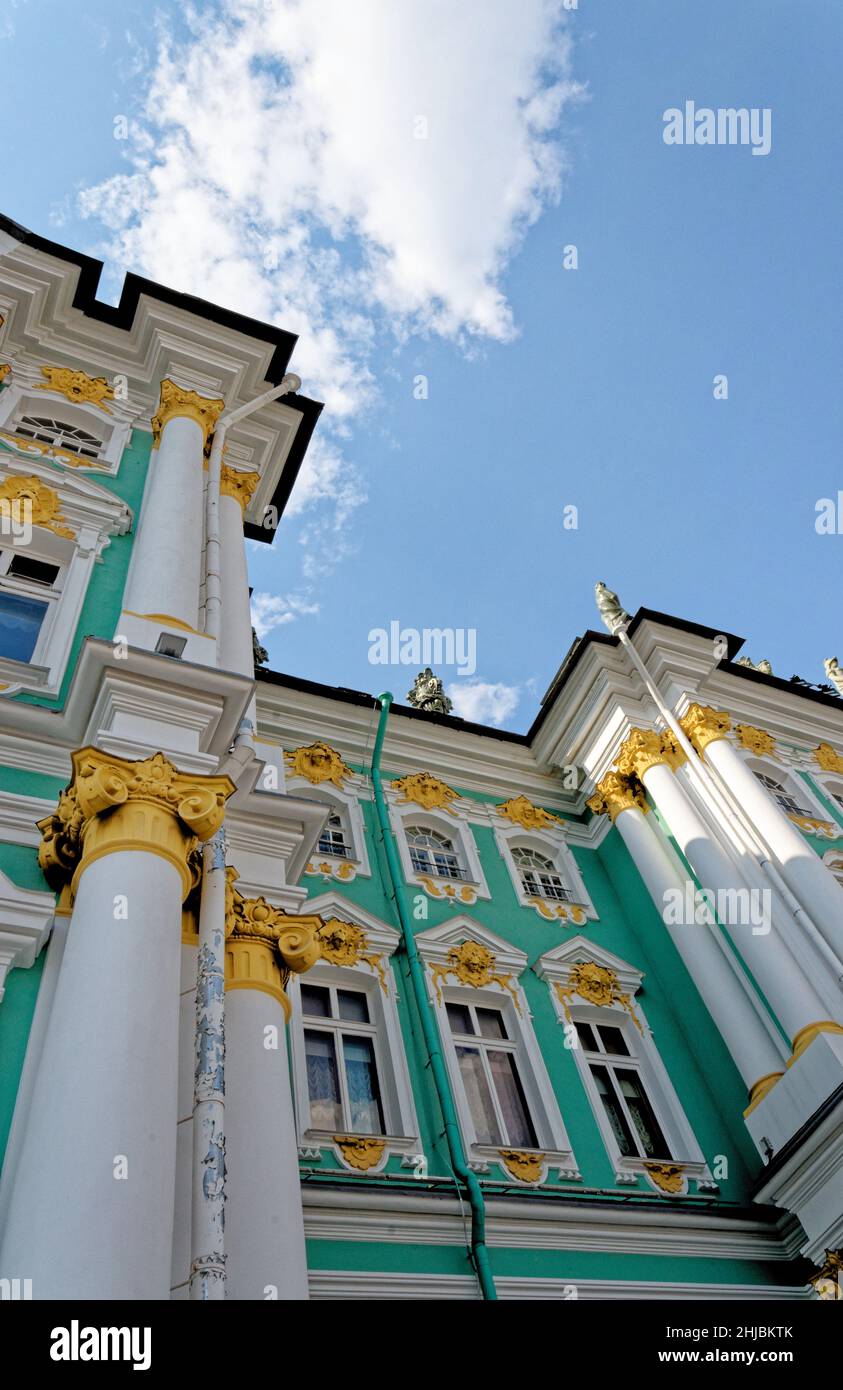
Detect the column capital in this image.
<box><xmin>734</xmin><ymin>723</ymin><xmax>776</xmax><ymax>757</ymax></box>
<box><xmin>680</xmin><ymin>703</ymin><xmax>731</xmax><ymax>755</ymax></box>
<box><xmin>151</xmin><ymin>379</ymin><xmax>225</xmax><ymax>452</ymax></box>
<box><xmin>37</xmin><ymin>748</ymin><xmax>234</xmax><ymax>900</ymax></box>
<box><xmin>586</xmin><ymin>771</ymin><xmax>648</xmax><ymax>821</ymax></box>
<box><xmin>218</xmin><ymin>464</ymin><xmax>261</xmax><ymax>515</ymax></box>
<box><xmin>224</xmin><ymin>868</ymin><xmax>322</xmax><ymax>1015</ymax></box>
<box><xmin>616</xmin><ymin>727</ymin><xmax>686</xmax><ymax>781</ymax></box>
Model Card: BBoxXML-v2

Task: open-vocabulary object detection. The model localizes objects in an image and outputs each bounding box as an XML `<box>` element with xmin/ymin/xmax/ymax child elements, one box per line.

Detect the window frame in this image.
<box><xmin>0</xmin><ymin>382</ymin><xmax>132</xmax><ymax>476</ymax></box>
<box><xmin>744</xmin><ymin>755</ymin><xmax>837</xmax><ymax>835</ymax></box>
<box><xmin>292</xmin><ymin>784</ymin><xmax>372</xmax><ymax>883</ymax></box>
<box><xmin>389</xmin><ymin>799</ymin><xmax>490</xmax><ymax>905</ymax></box>
<box><xmin>300</xmin><ymin>979</ymin><xmax>387</xmax><ymax>1136</ymax></box>
<box><xmin>0</xmin><ymin>541</ymin><xmax>67</xmax><ymax>668</ymax></box>
<box><xmin>494</xmin><ymin>822</ymin><xmax>597</xmax><ymax>923</ymax></box>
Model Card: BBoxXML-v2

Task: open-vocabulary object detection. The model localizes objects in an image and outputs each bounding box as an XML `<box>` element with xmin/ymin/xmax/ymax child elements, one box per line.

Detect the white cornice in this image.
<box><xmin>307</xmin><ymin>1269</ymin><xmax>812</xmax><ymax>1299</ymax></box>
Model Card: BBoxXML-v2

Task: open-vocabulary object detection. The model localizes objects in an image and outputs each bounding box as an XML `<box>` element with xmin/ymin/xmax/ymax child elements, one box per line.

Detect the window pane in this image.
<box><xmin>304</xmin><ymin>1029</ymin><xmax>342</xmax><ymax>1129</ymax></box>
<box><xmin>575</xmin><ymin>1021</ymin><xmax>598</xmax><ymax>1051</ymax></box>
<box><xmin>591</xmin><ymin>1063</ymin><xmax>635</xmax><ymax>1156</ymax></box>
<box><xmin>446</xmin><ymin>1002</ymin><xmax>474</xmax><ymax>1035</ymax></box>
<box><xmin>343</xmin><ymin>1034</ymin><xmax>384</xmax><ymax>1134</ymax></box>
<box><xmin>6</xmin><ymin>554</ymin><xmax>61</xmax><ymax>586</ymax></box>
<box><xmin>456</xmin><ymin>1046</ymin><xmax>502</xmax><ymax>1144</ymax></box>
<box><xmin>337</xmin><ymin>989</ymin><xmax>369</xmax><ymax>1023</ymax></box>
<box><xmin>488</xmin><ymin>1051</ymin><xmax>538</xmax><ymax>1147</ymax></box>
<box><xmin>0</xmin><ymin>591</ymin><xmax>47</xmax><ymax>662</ymax></box>
<box><xmin>617</xmin><ymin>1070</ymin><xmax>671</xmax><ymax>1159</ymax></box>
<box><xmin>597</xmin><ymin>1025</ymin><xmax>629</xmax><ymax>1056</ymax></box>
<box><xmin>476</xmin><ymin>1006</ymin><xmax>507</xmax><ymax>1040</ymax></box>
<box><xmin>300</xmin><ymin>983</ymin><xmax>331</xmax><ymax>1018</ymax></box>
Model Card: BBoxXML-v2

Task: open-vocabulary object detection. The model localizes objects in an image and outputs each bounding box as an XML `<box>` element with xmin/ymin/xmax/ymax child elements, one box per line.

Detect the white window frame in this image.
<box><xmin>0</xmin><ymin>458</ymin><xmax>131</xmax><ymax>694</ymax></box>
<box><xmin>745</xmin><ymin>755</ymin><xmax>838</xmax><ymax>836</ymax></box>
<box><xmin>494</xmin><ymin>821</ymin><xmax>596</xmax><ymax>922</ymax></box>
<box><xmin>0</xmin><ymin>380</ymin><xmax>132</xmax><ymax>475</ymax></box>
<box><xmin>0</xmin><ymin>539</ymin><xmax>67</xmax><ymax>675</ymax></box>
<box><xmin>822</xmin><ymin>850</ymin><xmax>843</xmax><ymax>890</ymax></box>
<box><xmin>536</xmin><ymin>937</ymin><xmax>712</xmax><ymax>1194</ymax></box>
<box><xmin>388</xmin><ymin>798</ymin><xmax>490</xmax><ymax>904</ymax></box>
<box><xmin>812</xmin><ymin>777</ymin><xmax>843</xmax><ymax>829</ymax></box>
<box><xmin>416</xmin><ymin>916</ymin><xmax>578</xmax><ymax>1183</ymax></box>
<box><xmin>287</xmin><ymin>896</ymin><xmax>418</xmax><ymax>1169</ymax></box>
<box><xmin>293</xmin><ymin>783</ymin><xmax>371</xmax><ymax>881</ymax></box>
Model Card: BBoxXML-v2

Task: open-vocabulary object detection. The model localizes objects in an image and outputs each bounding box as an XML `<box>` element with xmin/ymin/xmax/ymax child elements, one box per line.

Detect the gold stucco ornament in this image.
<box><xmin>391</xmin><ymin>771</ymin><xmax>460</xmax><ymax>814</ymax></box>
<box><xmin>284</xmin><ymin>741</ymin><xmax>353</xmax><ymax>788</ymax></box>
<box><xmin>643</xmin><ymin>1162</ymin><xmax>686</xmax><ymax>1194</ymax></box>
<box><xmin>38</xmin><ymin>365</ymin><xmax>114</xmax><ymax>412</ymax></box>
<box><xmin>498</xmin><ymin>1150</ymin><xmax>545</xmax><ymax>1183</ymax></box>
<box><xmin>679</xmin><ymin>704</ymin><xmax>731</xmax><ymax>756</ymax></box>
<box><xmin>220</xmin><ymin>464</ymin><xmax>261</xmax><ymax>514</ymax></box>
<box><xmin>555</xmin><ymin>961</ymin><xmax>642</xmax><ymax>1033</ymax></box>
<box><xmin>616</xmin><ymin>728</ymin><xmax>686</xmax><ymax>780</ymax></box>
<box><xmin>496</xmin><ymin>794</ymin><xmax>563</xmax><ymax>831</ymax></box>
<box><xmin>430</xmin><ymin>940</ymin><xmax>520</xmax><ymax>1013</ymax></box>
<box><xmin>815</xmin><ymin>742</ymin><xmax>843</xmax><ymax>774</ymax></box>
<box><xmin>334</xmin><ymin>1137</ymin><xmax>386</xmax><ymax>1171</ymax></box>
<box><xmin>733</xmin><ymin>723</ymin><xmax>776</xmax><ymax>757</ymax></box>
<box><xmin>0</xmin><ymin>474</ymin><xmax>74</xmax><ymax>539</ymax></box>
<box><xmin>151</xmin><ymin>378</ymin><xmax>225</xmax><ymax>451</ymax></box>
<box><xmin>810</xmin><ymin>1249</ymin><xmax>843</xmax><ymax>1300</ymax></box>
<box><xmin>586</xmin><ymin>772</ymin><xmax>647</xmax><ymax>822</ymax></box>
<box><xmin>315</xmin><ymin>916</ymin><xmax>387</xmax><ymax>993</ymax></box>
<box><xmin>224</xmin><ymin>868</ymin><xmax>322</xmax><ymax>1012</ymax></box>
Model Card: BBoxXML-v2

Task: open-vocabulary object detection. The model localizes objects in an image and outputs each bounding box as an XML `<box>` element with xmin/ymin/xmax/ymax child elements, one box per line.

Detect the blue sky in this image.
<box><xmin>3</xmin><ymin>0</ymin><xmax>841</xmax><ymax>731</ymax></box>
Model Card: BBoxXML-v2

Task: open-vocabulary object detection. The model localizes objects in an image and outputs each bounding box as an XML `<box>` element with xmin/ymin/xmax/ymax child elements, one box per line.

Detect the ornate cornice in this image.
<box><xmin>496</xmin><ymin>794</ymin><xmax>563</xmax><ymax>831</ymax></box>
<box><xmin>616</xmin><ymin>728</ymin><xmax>686</xmax><ymax>781</ymax></box>
<box><xmin>151</xmin><ymin>378</ymin><xmax>224</xmax><ymax>451</ymax></box>
<box><xmin>0</xmin><ymin>474</ymin><xmax>74</xmax><ymax>538</ymax></box>
<box><xmin>680</xmin><ymin>703</ymin><xmax>731</xmax><ymax>756</ymax></box>
<box><xmin>391</xmin><ymin>771</ymin><xmax>460</xmax><ymax>814</ymax></box>
<box><xmin>555</xmin><ymin>961</ymin><xmax>642</xmax><ymax>1033</ymax></box>
<box><xmin>285</xmin><ymin>741</ymin><xmax>352</xmax><ymax>788</ymax></box>
<box><xmin>219</xmin><ymin>464</ymin><xmax>261</xmax><ymax>514</ymax></box>
<box><xmin>586</xmin><ymin>771</ymin><xmax>647</xmax><ymax>822</ymax></box>
<box><xmin>37</xmin><ymin>748</ymin><xmax>234</xmax><ymax>900</ymax></box>
<box><xmin>815</xmin><ymin>743</ymin><xmax>843</xmax><ymax>774</ymax></box>
<box><xmin>734</xmin><ymin>723</ymin><xmax>776</xmax><ymax>757</ymax></box>
<box><xmin>429</xmin><ymin>939</ymin><xmax>520</xmax><ymax>1013</ymax></box>
<box><xmin>37</xmin><ymin>365</ymin><xmax>114</xmax><ymax>412</ymax></box>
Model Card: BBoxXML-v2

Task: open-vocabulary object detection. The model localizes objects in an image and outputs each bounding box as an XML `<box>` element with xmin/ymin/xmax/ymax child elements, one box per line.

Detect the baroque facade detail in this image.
<box><xmin>733</xmin><ymin>723</ymin><xmax>776</xmax><ymax>756</ymax></box>
<box><xmin>429</xmin><ymin>940</ymin><xmax>521</xmax><ymax>1013</ymax></box>
<box><xmin>285</xmin><ymin>741</ymin><xmax>353</xmax><ymax>787</ymax></box>
<box><xmin>0</xmin><ymin>474</ymin><xmax>75</xmax><ymax>538</ymax></box>
<box><xmin>391</xmin><ymin>770</ymin><xmax>460</xmax><ymax>813</ymax></box>
<box><xmin>586</xmin><ymin>771</ymin><xmax>648</xmax><ymax>821</ymax></box>
<box><xmin>314</xmin><ymin>916</ymin><xmax>388</xmax><ymax>994</ymax></box>
<box><xmin>37</xmin><ymin>365</ymin><xmax>114</xmax><ymax>411</ymax></box>
<box><xmin>496</xmin><ymin>794</ymin><xmax>563</xmax><ymax>831</ymax></box>
<box><xmin>616</xmin><ymin>727</ymin><xmax>686</xmax><ymax>780</ymax></box>
<box><xmin>151</xmin><ymin>378</ymin><xmax>225</xmax><ymax>451</ymax></box>
<box><xmin>679</xmin><ymin>703</ymin><xmax>731</xmax><ymax>755</ymax></box>
<box><xmin>555</xmin><ymin>961</ymin><xmax>643</xmax><ymax>1033</ymax></box>
<box><xmin>219</xmin><ymin>464</ymin><xmax>261</xmax><ymax>514</ymax></box>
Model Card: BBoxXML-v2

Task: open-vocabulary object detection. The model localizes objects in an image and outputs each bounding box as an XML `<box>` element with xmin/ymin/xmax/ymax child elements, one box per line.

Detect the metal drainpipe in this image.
<box><xmin>188</xmin><ymin>372</ymin><xmax>303</xmax><ymax>1299</ymax></box>
<box><xmin>369</xmin><ymin>692</ymin><xmax>497</xmax><ymax>1301</ymax></box>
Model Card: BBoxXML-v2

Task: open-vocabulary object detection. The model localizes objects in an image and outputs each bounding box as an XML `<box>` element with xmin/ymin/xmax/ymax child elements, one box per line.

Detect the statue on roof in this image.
<box><xmin>824</xmin><ymin>657</ymin><xmax>843</xmax><ymax>698</ymax></box>
<box><xmin>737</xmin><ymin>656</ymin><xmax>772</xmax><ymax>675</ymax></box>
<box><xmin>252</xmin><ymin>627</ymin><xmax>269</xmax><ymax>670</ymax></box>
<box><xmin>595</xmin><ymin>581</ymin><xmax>630</xmax><ymax>635</ymax></box>
<box><xmin>407</xmin><ymin>668</ymin><xmax>453</xmax><ymax>715</ymax></box>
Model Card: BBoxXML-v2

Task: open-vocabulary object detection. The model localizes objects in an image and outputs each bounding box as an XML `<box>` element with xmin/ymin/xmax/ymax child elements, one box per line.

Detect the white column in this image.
<box><xmin>640</xmin><ymin>756</ymin><xmax>832</xmax><ymax>1047</ymax></box>
<box><xmin>0</xmin><ymin>748</ymin><xmax>232</xmax><ymax>1301</ymax></box>
<box><xmin>0</xmin><ymin>849</ymin><xmax>183</xmax><ymax>1299</ymax></box>
<box><xmin>225</xmin><ymin>991</ymin><xmax>308</xmax><ymax>1300</ymax></box>
<box><xmin>608</xmin><ymin>794</ymin><xmax>784</xmax><ymax>1095</ymax></box>
<box><xmin>224</xmin><ymin>895</ymin><xmax>320</xmax><ymax>1301</ymax></box>
<box><xmin>705</xmin><ymin>736</ymin><xmax>843</xmax><ymax>963</ymax></box>
<box><xmin>218</xmin><ymin>475</ymin><xmax>258</xmax><ymax>678</ymax></box>
<box><xmin>123</xmin><ymin>381</ymin><xmax>223</xmax><ymax>631</ymax></box>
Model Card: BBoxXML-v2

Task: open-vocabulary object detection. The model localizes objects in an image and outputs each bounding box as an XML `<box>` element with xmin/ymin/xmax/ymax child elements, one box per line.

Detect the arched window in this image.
<box><xmin>406</xmin><ymin>826</ymin><xmax>465</xmax><ymax>881</ymax></box>
<box><xmin>317</xmin><ymin>809</ymin><xmax>351</xmax><ymax>859</ymax></box>
<box><xmin>753</xmin><ymin>770</ymin><xmax>813</xmax><ymax>817</ymax></box>
<box><xmin>15</xmin><ymin>415</ymin><xmax>103</xmax><ymax>460</ymax></box>
<box><xmin>511</xmin><ymin>845</ymin><xmax>572</xmax><ymax>903</ymax></box>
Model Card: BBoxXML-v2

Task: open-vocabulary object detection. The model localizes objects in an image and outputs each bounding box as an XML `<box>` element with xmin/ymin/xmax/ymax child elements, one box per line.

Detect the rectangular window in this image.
<box><xmin>577</xmin><ymin>1020</ymin><xmax>671</xmax><ymax>1160</ymax></box>
<box><xmin>0</xmin><ymin>590</ymin><xmax>48</xmax><ymax>662</ymax></box>
<box><xmin>447</xmin><ymin>999</ymin><xmax>538</xmax><ymax>1148</ymax></box>
<box><xmin>301</xmin><ymin>982</ymin><xmax>385</xmax><ymax>1135</ymax></box>
<box><xmin>0</xmin><ymin>548</ymin><xmax>64</xmax><ymax>665</ymax></box>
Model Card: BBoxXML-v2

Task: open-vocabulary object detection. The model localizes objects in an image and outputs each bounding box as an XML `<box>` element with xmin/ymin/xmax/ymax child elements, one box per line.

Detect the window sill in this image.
<box><xmin>470</xmin><ymin>1143</ymin><xmax>581</xmax><ymax>1185</ymax></box>
<box><xmin>413</xmin><ymin>871</ymin><xmax>480</xmax><ymax>905</ymax></box>
<box><xmin>0</xmin><ymin>654</ymin><xmax>51</xmax><ymax>691</ymax></box>
<box><xmin>613</xmin><ymin>1154</ymin><xmax>716</xmax><ymax>1196</ymax></box>
<box><xmin>304</xmin><ymin>854</ymin><xmax>361</xmax><ymax>884</ymax></box>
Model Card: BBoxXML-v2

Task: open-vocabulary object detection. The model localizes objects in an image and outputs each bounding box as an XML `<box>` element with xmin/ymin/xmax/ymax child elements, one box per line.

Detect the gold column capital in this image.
<box><xmin>734</xmin><ymin>723</ymin><xmax>776</xmax><ymax>757</ymax></box>
<box><xmin>37</xmin><ymin>748</ymin><xmax>234</xmax><ymax>901</ymax></box>
<box><xmin>224</xmin><ymin>870</ymin><xmax>322</xmax><ymax>1015</ymax></box>
<box><xmin>219</xmin><ymin>464</ymin><xmax>261</xmax><ymax>515</ymax></box>
<box><xmin>151</xmin><ymin>378</ymin><xmax>225</xmax><ymax>452</ymax></box>
<box><xmin>616</xmin><ymin>727</ymin><xmax>686</xmax><ymax>781</ymax></box>
<box><xmin>586</xmin><ymin>771</ymin><xmax>648</xmax><ymax>821</ymax></box>
<box><xmin>680</xmin><ymin>703</ymin><xmax>731</xmax><ymax>755</ymax></box>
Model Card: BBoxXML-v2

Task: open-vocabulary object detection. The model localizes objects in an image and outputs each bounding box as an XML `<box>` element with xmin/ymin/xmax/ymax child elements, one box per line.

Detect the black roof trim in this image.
<box><xmin>626</xmin><ymin>607</ymin><xmax>745</xmax><ymax>659</ymax></box>
<box><xmin>0</xmin><ymin>211</ymin><xmax>324</xmax><ymax>544</ymax></box>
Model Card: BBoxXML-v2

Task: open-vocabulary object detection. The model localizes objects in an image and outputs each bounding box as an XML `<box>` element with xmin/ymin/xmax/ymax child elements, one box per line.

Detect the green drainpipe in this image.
<box><xmin>369</xmin><ymin>692</ymin><xmax>497</xmax><ymax>1301</ymax></box>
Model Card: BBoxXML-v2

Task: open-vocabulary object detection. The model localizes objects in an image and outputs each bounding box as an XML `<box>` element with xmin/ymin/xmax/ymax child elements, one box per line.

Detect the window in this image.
<box><xmin>14</xmin><ymin>415</ymin><xmax>103</xmax><ymax>460</ymax></box>
<box><xmin>575</xmin><ymin>1020</ymin><xmax>671</xmax><ymax>1160</ymax></box>
<box><xmin>754</xmin><ymin>771</ymin><xmax>813</xmax><ymax>818</ymax></box>
<box><xmin>511</xmin><ymin>845</ymin><xmax>572</xmax><ymax>903</ymax></box>
<box><xmin>407</xmin><ymin>825</ymin><xmax>466</xmax><ymax>881</ymax></box>
<box><xmin>317</xmin><ymin>810</ymin><xmax>351</xmax><ymax>859</ymax></box>
<box><xmin>301</xmin><ymin>981</ymin><xmax>385</xmax><ymax>1135</ymax></box>
<box><xmin>0</xmin><ymin>547</ymin><xmax>63</xmax><ymax>662</ymax></box>
<box><xmin>446</xmin><ymin>999</ymin><xmax>538</xmax><ymax>1147</ymax></box>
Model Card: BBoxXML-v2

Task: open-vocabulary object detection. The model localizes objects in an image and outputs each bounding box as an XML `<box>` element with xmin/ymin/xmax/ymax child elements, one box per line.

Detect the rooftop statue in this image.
<box><xmin>407</xmin><ymin>667</ymin><xmax>453</xmax><ymax>715</ymax></box>
<box><xmin>824</xmin><ymin>657</ymin><xmax>843</xmax><ymax>698</ymax></box>
<box><xmin>595</xmin><ymin>581</ymin><xmax>630</xmax><ymax>635</ymax></box>
<box><xmin>737</xmin><ymin>656</ymin><xmax>773</xmax><ymax>675</ymax></box>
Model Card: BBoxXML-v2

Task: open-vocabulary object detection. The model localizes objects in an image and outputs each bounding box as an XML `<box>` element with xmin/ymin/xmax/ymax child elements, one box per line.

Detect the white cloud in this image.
<box><xmin>79</xmin><ymin>0</ymin><xmax>581</xmax><ymax>580</ymax></box>
<box><xmin>251</xmin><ymin>590</ymin><xmax>319</xmax><ymax>639</ymax></box>
<box><xmin>447</xmin><ymin>680</ymin><xmax>520</xmax><ymax>728</ymax></box>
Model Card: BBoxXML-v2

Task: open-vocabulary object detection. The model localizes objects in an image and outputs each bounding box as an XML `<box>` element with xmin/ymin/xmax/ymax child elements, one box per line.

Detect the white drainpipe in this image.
<box><xmin>189</xmin><ymin>372</ymin><xmax>302</xmax><ymax>1301</ymax></box>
